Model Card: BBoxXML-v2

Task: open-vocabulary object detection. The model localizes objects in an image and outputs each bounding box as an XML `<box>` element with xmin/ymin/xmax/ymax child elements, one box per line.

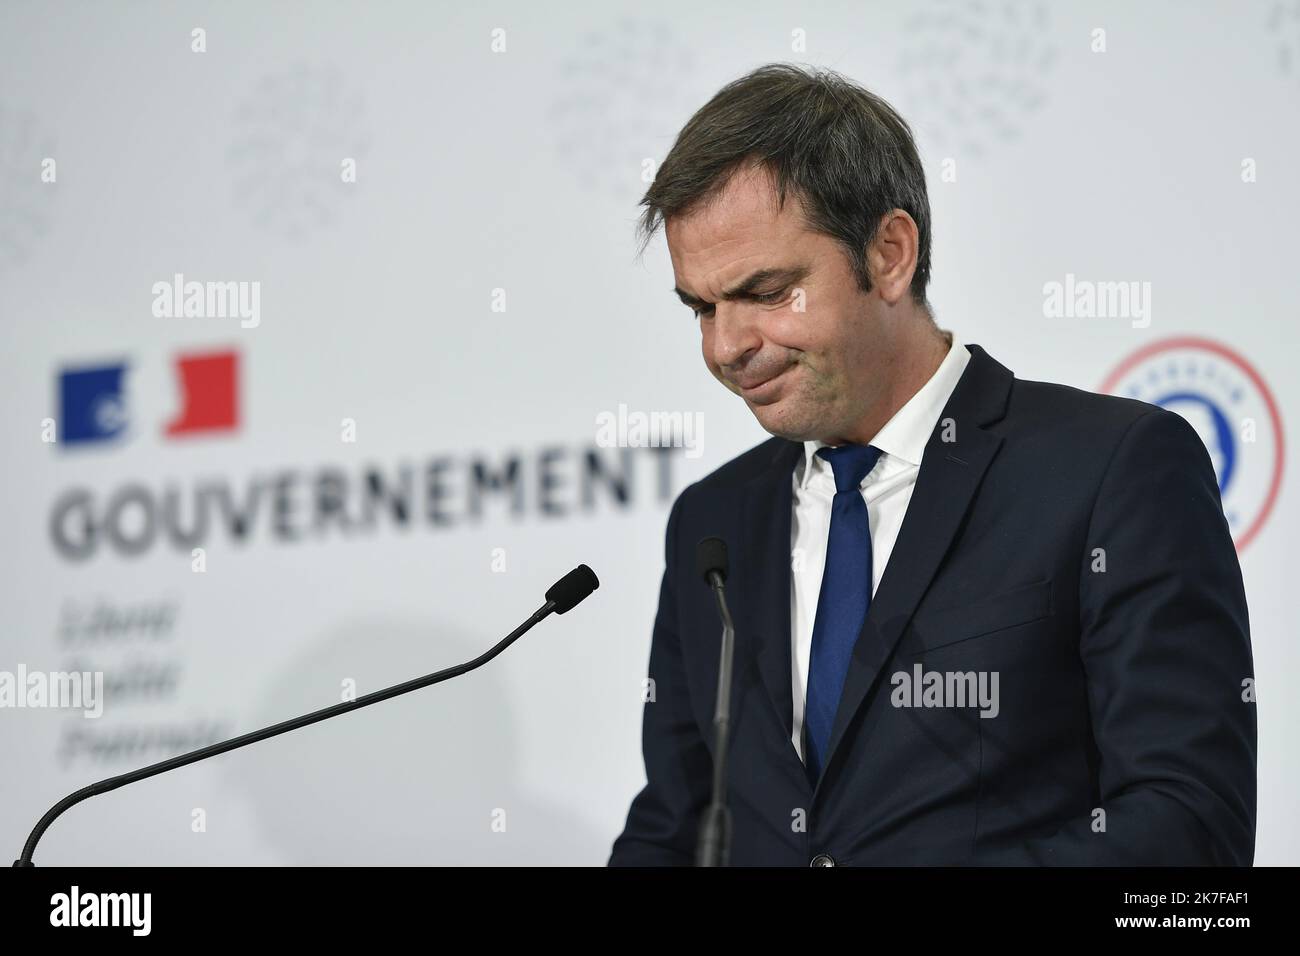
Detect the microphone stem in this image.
<box><xmin>14</xmin><ymin>600</ymin><xmax>556</xmax><ymax>867</ymax></box>
<box><xmin>708</xmin><ymin>578</ymin><xmax>734</xmax><ymax>802</ymax></box>
<box><xmin>697</xmin><ymin>574</ymin><xmax>735</xmax><ymax>866</ymax></box>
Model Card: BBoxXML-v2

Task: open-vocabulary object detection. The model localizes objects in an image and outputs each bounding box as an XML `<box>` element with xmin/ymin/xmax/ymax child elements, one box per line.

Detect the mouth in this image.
<box><xmin>736</xmin><ymin>366</ymin><xmax>792</xmax><ymax>403</ymax></box>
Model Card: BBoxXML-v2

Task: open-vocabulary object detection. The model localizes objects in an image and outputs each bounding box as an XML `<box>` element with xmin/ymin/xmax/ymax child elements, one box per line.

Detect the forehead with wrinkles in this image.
<box><xmin>666</xmin><ymin>164</ymin><xmax>815</xmax><ymax>298</ymax></box>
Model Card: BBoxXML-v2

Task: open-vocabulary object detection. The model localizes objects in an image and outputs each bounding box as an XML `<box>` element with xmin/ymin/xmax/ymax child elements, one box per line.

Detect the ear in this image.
<box><xmin>866</xmin><ymin>210</ymin><xmax>919</xmax><ymax>305</ymax></box>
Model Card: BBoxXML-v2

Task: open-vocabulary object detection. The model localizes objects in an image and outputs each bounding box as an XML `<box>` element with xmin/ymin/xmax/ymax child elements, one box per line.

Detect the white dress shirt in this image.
<box><xmin>789</xmin><ymin>330</ymin><xmax>971</xmax><ymax>762</ymax></box>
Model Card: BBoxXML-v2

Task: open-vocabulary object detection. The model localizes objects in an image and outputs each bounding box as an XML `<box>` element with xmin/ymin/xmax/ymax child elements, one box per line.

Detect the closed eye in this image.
<box><xmin>690</xmin><ymin>290</ymin><xmax>786</xmax><ymax>319</ymax></box>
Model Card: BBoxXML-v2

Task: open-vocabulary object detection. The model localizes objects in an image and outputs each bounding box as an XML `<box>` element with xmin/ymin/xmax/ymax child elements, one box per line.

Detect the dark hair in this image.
<box><xmin>637</xmin><ymin>63</ymin><xmax>932</xmax><ymax>308</ymax></box>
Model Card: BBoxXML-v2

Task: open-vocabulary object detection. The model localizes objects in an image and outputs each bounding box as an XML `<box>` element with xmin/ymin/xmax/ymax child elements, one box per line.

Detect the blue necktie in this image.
<box><xmin>804</xmin><ymin>443</ymin><xmax>883</xmax><ymax>784</ymax></box>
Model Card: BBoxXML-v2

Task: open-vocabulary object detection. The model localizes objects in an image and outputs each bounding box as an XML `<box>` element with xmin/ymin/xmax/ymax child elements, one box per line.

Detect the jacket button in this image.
<box><xmin>810</xmin><ymin>853</ymin><xmax>836</xmax><ymax>867</ymax></box>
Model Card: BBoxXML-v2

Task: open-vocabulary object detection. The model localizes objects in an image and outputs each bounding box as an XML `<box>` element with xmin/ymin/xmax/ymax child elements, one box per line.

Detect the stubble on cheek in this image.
<box><xmin>772</xmin><ymin>363</ymin><xmax>843</xmax><ymax>440</ymax></box>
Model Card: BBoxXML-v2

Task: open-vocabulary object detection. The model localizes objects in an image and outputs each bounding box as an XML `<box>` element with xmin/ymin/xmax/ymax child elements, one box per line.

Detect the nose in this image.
<box><xmin>709</xmin><ymin>302</ymin><xmax>763</xmax><ymax>370</ymax></box>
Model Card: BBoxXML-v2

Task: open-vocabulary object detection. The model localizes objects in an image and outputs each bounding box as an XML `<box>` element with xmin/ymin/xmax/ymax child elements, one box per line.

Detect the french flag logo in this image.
<box><xmin>58</xmin><ymin>361</ymin><xmax>129</xmax><ymax>445</ymax></box>
<box><xmin>58</xmin><ymin>348</ymin><xmax>240</xmax><ymax>446</ymax></box>
<box><xmin>164</xmin><ymin>350</ymin><xmax>239</xmax><ymax>437</ymax></box>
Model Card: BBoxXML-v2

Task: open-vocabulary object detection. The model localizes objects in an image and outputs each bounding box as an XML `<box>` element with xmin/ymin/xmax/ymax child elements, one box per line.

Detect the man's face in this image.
<box><xmin>665</xmin><ymin>164</ymin><xmax>897</xmax><ymax>444</ymax></box>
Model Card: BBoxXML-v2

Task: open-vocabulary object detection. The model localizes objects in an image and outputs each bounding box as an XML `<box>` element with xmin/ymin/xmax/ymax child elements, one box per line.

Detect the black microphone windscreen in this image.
<box><xmin>696</xmin><ymin>536</ymin><xmax>729</xmax><ymax>583</ymax></box>
<box><xmin>545</xmin><ymin>564</ymin><xmax>600</xmax><ymax>614</ymax></box>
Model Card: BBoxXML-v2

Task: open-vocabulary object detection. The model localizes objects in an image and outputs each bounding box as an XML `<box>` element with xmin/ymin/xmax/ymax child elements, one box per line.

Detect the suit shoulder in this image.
<box><xmin>1006</xmin><ymin>374</ymin><xmax>1165</xmax><ymax>437</ymax></box>
<box><xmin>999</xmin><ymin>375</ymin><xmax>1212</xmax><ymax>480</ymax></box>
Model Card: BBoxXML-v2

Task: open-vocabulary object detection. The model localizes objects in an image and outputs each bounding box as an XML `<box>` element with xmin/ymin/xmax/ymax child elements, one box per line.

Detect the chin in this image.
<box><xmin>752</xmin><ymin>403</ymin><xmax>816</xmax><ymax>443</ymax></box>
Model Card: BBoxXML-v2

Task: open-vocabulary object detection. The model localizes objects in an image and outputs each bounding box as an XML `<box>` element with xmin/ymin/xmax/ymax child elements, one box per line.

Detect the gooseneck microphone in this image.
<box><xmin>695</xmin><ymin>536</ymin><xmax>735</xmax><ymax>867</ymax></box>
<box><xmin>13</xmin><ymin>564</ymin><xmax>600</xmax><ymax>867</ymax></box>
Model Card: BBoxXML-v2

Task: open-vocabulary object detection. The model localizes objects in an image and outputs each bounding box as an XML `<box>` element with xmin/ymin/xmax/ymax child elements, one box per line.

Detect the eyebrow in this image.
<box><xmin>673</xmin><ymin>265</ymin><xmax>810</xmax><ymax>308</ymax></box>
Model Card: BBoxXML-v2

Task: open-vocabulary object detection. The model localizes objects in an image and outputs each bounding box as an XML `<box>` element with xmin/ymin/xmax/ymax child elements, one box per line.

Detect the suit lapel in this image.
<box><xmin>815</xmin><ymin>343</ymin><xmax>1014</xmax><ymax>793</ymax></box>
<box><xmin>738</xmin><ymin>439</ymin><xmax>802</xmax><ymax>747</ymax></box>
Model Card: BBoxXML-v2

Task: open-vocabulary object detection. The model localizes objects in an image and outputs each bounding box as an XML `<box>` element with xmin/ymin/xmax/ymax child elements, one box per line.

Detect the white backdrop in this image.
<box><xmin>1</xmin><ymin>0</ymin><xmax>1295</xmax><ymax>865</ymax></box>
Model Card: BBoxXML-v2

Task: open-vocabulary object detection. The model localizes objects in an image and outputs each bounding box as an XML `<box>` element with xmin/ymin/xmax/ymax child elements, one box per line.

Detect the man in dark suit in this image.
<box><xmin>609</xmin><ymin>64</ymin><xmax>1256</xmax><ymax>866</ymax></box>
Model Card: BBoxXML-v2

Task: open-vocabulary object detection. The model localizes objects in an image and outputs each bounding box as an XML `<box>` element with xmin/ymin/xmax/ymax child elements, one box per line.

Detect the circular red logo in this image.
<box><xmin>1099</xmin><ymin>337</ymin><xmax>1283</xmax><ymax>553</ymax></box>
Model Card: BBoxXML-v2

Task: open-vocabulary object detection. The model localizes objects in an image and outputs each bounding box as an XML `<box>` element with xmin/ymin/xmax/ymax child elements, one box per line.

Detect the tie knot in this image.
<box><xmin>817</xmin><ymin>444</ymin><xmax>883</xmax><ymax>493</ymax></box>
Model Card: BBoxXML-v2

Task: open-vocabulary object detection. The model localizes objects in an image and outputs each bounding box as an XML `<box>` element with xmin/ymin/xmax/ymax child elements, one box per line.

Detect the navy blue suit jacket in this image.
<box><xmin>609</xmin><ymin>343</ymin><xmax>1256</xmax><ymax>866</ymax></box>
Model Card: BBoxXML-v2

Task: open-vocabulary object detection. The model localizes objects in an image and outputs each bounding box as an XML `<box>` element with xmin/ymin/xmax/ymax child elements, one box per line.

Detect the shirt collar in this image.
<box><xmin>798</xmin><ymin>329</ymin><xmax>971</xmax><ymax>491</ymax></box>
